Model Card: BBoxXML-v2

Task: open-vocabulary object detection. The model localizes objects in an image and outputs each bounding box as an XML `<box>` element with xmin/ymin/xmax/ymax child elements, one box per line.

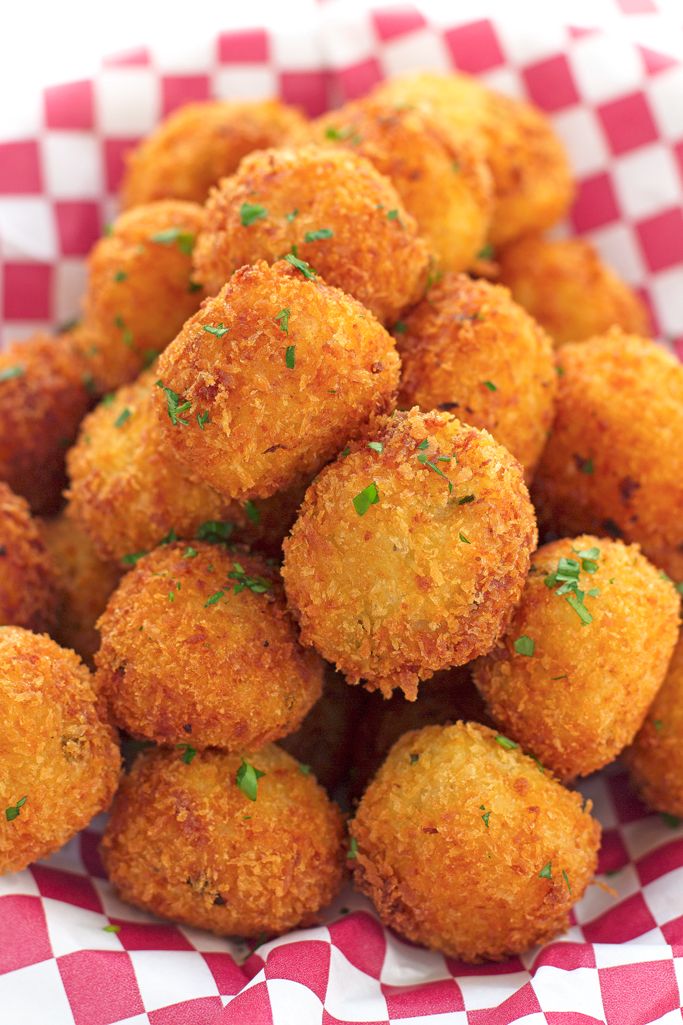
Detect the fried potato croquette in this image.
<box><xmin>95</xmin><ymin>542</ymin><xmax>323</xmax><ymax>750</ymax></box>
<box><xmin>533</xmin><ymin>331</ymin><xmax>683</xmax><ymax>580</ymax></box>
<box><xmin>350</xmin><ymin>722</ymin><xmax>600</xmax><ymax>961</ymax></box>
<box><xmin>0</xmin><ymin>332</ymin><xmax>91</xmax><ymax>514</ymax></box>
<box><xmin>373</xmin><ymin>71</ymin><xmax>574</xmax><ymax>247</ymax></box>
<box><xmin>156</xmin><ymin>260</ymin><xmax>400</xmax><ymax>500</ymax></box>
<box><xmin>397</xmin><ymin>274</ymin><xmax>556</xmax><ymax>478</ymax></box>
<box><xmin>282</xmin><ymin>407</ymin><xmax>537</xmax><ymax>698</ymax></box>
<box><xmin>310</xmin><ymin>98</ymin><xmax>493</xmax><ymax>273</ymax></box>
<box><xmin>121</xmin><ymin>99</ymin><xmax>307</xmax><ymax>208</ymax></box>
<box><xmin>73</xmin><ymin>201</ymin><xmax>205</xmax><ymax>393</ymax></box>
<box><xmin>193</xmin><ymin>145</ymin><xmax>429</xmax><ymax>322</ymax></box>
<box><xmin>101</xmin><ymin>745</ymin><xmax>344</xmax><ymax>937</ymax></box>
<box><xmin>0</xmin><ymin>483</ymin><xmax>59</xmax><ymax>632</ymax></box>
<box><xmin>498</xmin><ymin>235</ymin><xmax>650</xmax><ymax>346</ymax></box>
<box><xmin>41</xmin><ymin>511</ymin><xmax>122</xmax><ymax>665</ymax></box>
<box><xmin>474</xmin><ymin>535</ymin><xmax>680</xmax><ymax>780</ymax></box>
<box><xmin>625</xmin><ymin>630</ymin><xmax>683</xmax><ymax>817</ymax></box>
<box><xmin>0</xmin><ymin>626</ymin><xmax>120</xmax><ymax>874</ymax></box>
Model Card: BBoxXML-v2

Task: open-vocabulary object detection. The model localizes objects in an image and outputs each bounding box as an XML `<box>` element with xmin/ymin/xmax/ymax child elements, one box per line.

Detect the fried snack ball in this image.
<box><xmin>350</xmin><ymin>722</ymin><xmax>600</xmax><ymax>961</ymax></box>
<box><xmin>156</xmin><ymin>260</ymin><xmax>400</xmax><ymax>500</ymax></box>
<box><xmin>373</xmin><ymin>71</ymin><xmax>574</xmax><ymax>247</ymax></box>
<box><xmin>0</xmin><ymin>483</ymin><xmax>59</xmax><ymax>633</ymax></box>
<box><xmin>101</xmin><ymin>744</ymin><xmax>344</xmax><ymax>937</ymax></box>
<box><xmin>625</xmin><ymin>630</ymin><xmax>683</xmax><ymax>816</ymax></box>
<box><xmin>95</xmin><ymin>542</ymin><xmax>323</xmax><ymax>750</ymax></box>
<box><xmin>282</xmin><ymin>407</ymin><xmax>537</xmax><ymax>699</ymax></box>
<box><xmin>533</xmin><ymin>331</ymin><xmax>683</xmax><ymax>580</ymax></box>
<box><xmin>0</xmin><ymin>332</ymin><xmax>91</xmax><ymax>514</ymax></box>
<box><xmin>0</xmin><ymin>626</ymin><xmax>120</xmax><ymax>874</ymax></box>
<box><xmin>73</xmin><ymin>201</ymin><xmax>205</xmax><ymax>393</ymax></box>
<box><xmin>498</xmin><ymin>235</ymin><xmax>650</xmax><ymax>346</ymax></box>
<box><xmin>121</xmin><ymin>99</ymin><xmax>308</xmax><ymax>208</ymax></box>
<box><xmin>474</xmin><ymin>535</ymin><xmax>680</xmax><ymax>780</ymax></box>
<box><xmin>397</xmin><ymin>274</ymin><xmax>556</xmax><ymax>478</ymax></box>
<box><xmin>193</xmin><ymin>145</ymin><xmax>429</xmax><ymax>323</ymax></box>
<box><xmin>309</xmin><ymin>97</ymin><xmax>493</xmax><ymax>273</ymax></box>
<box><xmin>41</xmin><ymin>511</ymin><xmax>121</xmax><ymax>666</ymax></box>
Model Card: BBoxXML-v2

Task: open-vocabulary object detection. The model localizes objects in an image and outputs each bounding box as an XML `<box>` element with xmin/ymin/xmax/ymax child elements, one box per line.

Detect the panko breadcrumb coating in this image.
<box><xmin>41</xmin><ymin>511</ymin><xmax>122</xmax><ymax>665</ymax></box>
<box><xmin>73</xmin><ymin>201</ymin><xmax>205</xmax><ymax>393</ymax></box>
<box><xmin>0</xmin><ymin>332</ymin><xmax>91</xmax><ymax>514</ymax></box>
<box><xmin>192</xmin><ymin>145</ymin><xmax>429</xmax><ymax>322</ymax></box>
<box><xmin>474</xmin><ymin>535</ymin><xmax>680</xmax><ymax>780</ymax></box>
<box><xmin>0</xmin><ymin>483</ymin><xmax>59</xmax><ymax>633</ymax></box>
<box><xmin>498</xmin><ymin>235</ymin><xmax>650</xmax><ymax>346</ymax></box>
<box><xmin>95</xmin><ymin>543</ymin><xmax>323</xmax><ymax>750</ymax></box>
<box><xmin>372</xmin><ymin>71</ymin><xmax>574</xmax><ymax>247</ymax></box>
<box><xmin>397</xmin><ymin>274</ymin><xmax>556</xmax><ymax>478</ymax></box>
<box><xmin>156</xmin><ymin>260</ymin><xmax>400</xmax><ymax>500</ymax></box>
<box><xmin>350</xmin><ymin>722</ymin><xmax>600</xmax><ymax>961</ymax></box>
<box><xmin>626</xmin><ymin>630</ymin><xmax>683</xmax><ymax>817</ymax></box>
<box><xmin>310</xmin><ymin>97</ymin><xmax>493</xmax><ymax>273</ymax></box>
<box><xmin>101</xmin><ymin>745</ymin><xmax>345</xmax><ymax>937</ymax></box>
<box><xmin>121</xmin><ymin>99</ymin><xmax>308</xmax><ymax>208</ymax></box>
<box><xmin>533</xmin><ymin>331</ymin><xmax>683</xmax><ymax>580</ymax></box>
<box><xmin>282</xmin><ymin>407</ymin><xmax>537</xmax><ymax>699</ymax></box>
<box><xmin>0</xmin><ymin>626</ymin><xmax>120</xmax><ymax>874</ymax></box>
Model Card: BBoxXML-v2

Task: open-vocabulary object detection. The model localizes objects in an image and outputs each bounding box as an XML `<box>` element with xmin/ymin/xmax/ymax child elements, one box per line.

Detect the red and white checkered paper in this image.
<box><xmin>2</xmin><ymin>3</ymin><xmax>683</xmax><ymax>1023</ymax></box>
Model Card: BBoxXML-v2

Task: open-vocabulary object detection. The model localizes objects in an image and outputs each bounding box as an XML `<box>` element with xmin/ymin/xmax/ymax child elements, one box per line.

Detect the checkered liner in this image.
<box><xmin>1</xmin><ymin>3</ymin><xmax>683</xmax><ymax>1023</ymax></box>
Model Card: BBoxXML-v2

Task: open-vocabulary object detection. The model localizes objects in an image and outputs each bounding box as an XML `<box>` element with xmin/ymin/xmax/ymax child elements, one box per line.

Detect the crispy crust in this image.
<box><xmin>0</xmin><ymin>626</ymin><xmax>120</xmax><ymax>874</ymax></box>
<box><xmin>0</xmin><ymin>482</ymin><xmax>60</xmax><ymax>632</ymax></box>
<box><xmin>397</xmin><ymin>273</ymin><xmax>556</xmax><ymax>478</ymax></box>
<box><xmin>155</xmin><ymin>260</ymin><xmax>400</xmax><ymax>499</ymax></box>
<box><xmin>350</xmin><ymin>722</ymin><xmax>601</xmax><ymax>961</ymax></box>
<box><xmin>95</xmin><ymin>542</ymin><xmax>323</xmax><ymax>750</ymax></box>
<box><xmin>101</xmin><ymin>745</ymin><xmax>345</xmax><ymax>937</ymax></box>
<box><xmin>193</xmin><ymin>145</ymin><xmax>429</xmax><ymax>323</ymax></box>
<box><xmin>282</xmin><ymin>407</ymin><xmax>537</xmax><ymax>698</ymax></box>
<box><xmin>474</xmin><ymin>535</ymin><xmax>681</xmax><ymax>780</ymax></box>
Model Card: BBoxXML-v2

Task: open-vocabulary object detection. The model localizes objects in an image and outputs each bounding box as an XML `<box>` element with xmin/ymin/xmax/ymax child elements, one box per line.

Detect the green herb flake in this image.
<box><xmin>114</xmin><ymin>270</ymin><xmax>127</xmax><ymax>282</ymax></box>
<box><xmin>458</xmin><ymin>494</ymin><xmax>475</xmax><ymax>505</ymax></box>
<box><xmin>156</xmin><ymin>380</ymin><xmax>191</xmax><ymax>426</ymax></box>
<box><xmin>353</xmin><ymin>482</ymin><xmax>379</xmax><ymax>517</ymax></box>
<box><xmin>236</xmin><ymin>759</ymin><xmax>265</xmax><ymax>801</ymax></box>
<box><xmin>459</xmin><ymin>532</ymin><xmax>471</xmax><ymax>544</ymax></box>
<box><xmin>304</xmin><ymin>228</ymin><xmax>334</xmax><ymax>242</ymax></box>
<box><xmin>239</xmin><ymin>202</ymin><xmax>268</xmax><ymax>227</ymax></box>
<box><xmin>121</xmin><ymin>550</ymin><xmax>147</xmax><ymax>566</ymax></box>
<box><xmin>5</xmin><ymin>796</ymin><xmax>27</xmax><ymax>822</ymax></box>
<box><xmin>417</xmin><ymin>443</ymin><xmax>453</xmax><ymax>492</ymax></box>
<box><xmin>298</xmin><ymin>763</ymin><xmax>311</xmax><ymax>775</ymax></box>
<box><xmin>578</xmin><ymin>456</ymin><xmax>594</xmax><ymax>475</ymax></box>
<box><xmin>654</xmin><ymin>719</ymin><xmax>664</xmax><ymax>731</ymax></box>
<box><xmin>114</xmin><ymin>408</ymin><xmax>131</xmax><ymax>429</ymax></box>
<box><xmin>409</xmin><ymin>753</ymin><xmax>419</xmax><ymax>764</ymax></box>
<box><xmin>176</xmin><ymin>743</ymin><xmax>197</xmax><ymax>764</ymax></box>
<box><xmin>150</xmin><ymin>228</ymin><xmax>195</xmax><ymax>254</ymax></box>
<box><xmin>386</xmin><ymin>209</ymin><xmax>402</xmax><ymax>226</ymax></box>
<box><xmin>340</xmin><ymin>447</ymin><xmax>350</xmax><ymax>458</ymax></box>
<box><xmin>203</xmin><ymin>323</ymin><xmax>230</xmax><ymax>338</ymax></box>
<box><xmin>197</xmin><ymin>411</ymin><xmax>210</xmax><ymax>430</ymax></box>
<box><xmin>188</xmin><ymin>279</ymin><xmax>203</xmax><ymax>293</ymax></box>
<box><xmin>483</xmin><ymin>380</ymin><xmax>497</xmax><ymax>392</ymax></box>
<box><xmin>285</xmin><ymin>208</ymin><xmax>299</xmax><ymax>222</ymax></box>
<box><xmin>562</xmin><ymin>869</ymin><xmax>572</xmax><ymax>893</ymax></box>
<box><xmin>392</xmin><ymin>320</ymin><xmax>407</xmax><ymax>335</ymax></box>
<box><xmin>477</xmin><ymin>243</ymin><xmax>495</xmax><ymax>261</ymax></box>
<box><xmin>285</xmin><ymin>345</ymin><xmax>296</xmax><ymax>369</ymax></box>
<box><xmin>103</xmin><ymin>924</ymin><xmax>121</xmax><ymax>933</ymax></box>
<box><xmin>0</xmin><ymin>365</ymin><xmax>25</xmax><ymax>383</ymax></box>
<box><xmin>662</xmin><ymin>813</ymin><xmax>681</xmax><ymax>829</ymax></box>
<box><xmin>204</xmin><ymin>590</ymin><xmax>225</xmax><ymax>607</ymax></box>
<box><xmin>514</xmin><ymin>635</ymin><xmax>535</xmax><ymax>657</ymax></box>
<box><xmin>183</xmin><ymin>546</ymin><xmax>198</xmax><ymax>559</ymax></box>
<box><xmin>244</xmin><ymin>500</ymin><xmax>260</xmax><ymax>525</ymax></box>
<box><xmin>275</xmin><ymin>308</ymin><xmax>290</xmax><ymax>334</ymax></box>
<box><xmin>196</xmin><ymin>520</ymin><xmax>233</xmax><ymax>544</ymax></box>
<box><xmin>539</xmin><ymin>861</ymin><xmax>553</xmax><ymax>880</ymax></box>
<box><xmin>347</xmin><ymin>836</ymin><xmax>358</xmax><ymax>859</ymax></box>
<box><xmin>480</xmin><ymin>805</ymin><xmax>491</xmax><ymax>828</ymax></box>
<box><xmin>367</xmin><ymin>441</ymin><xmax>384</xmax><ymax>454</ymax></box>
<box><xmin>228</xmin><ymin>562</ymin><xmax>272</xmax><ymax>596</ymax></box>
<box><xmin>495</xmin><ymin>735</ymin><xmax>518</xmax><ymax>751</ymax></box>
<box><xmin>160</xmin><ymin>528</ymin><xmax>178</xmax><ymax>545</ymax></box>
<box><xmin>284</xmin><ymin>253</ymin><xmax>316</xmax><ymax>279</ymax></box>
<box><xmin>324</xmin><ymin>125</ymin><xmax>362</xmax><ymax>145</ymax></box>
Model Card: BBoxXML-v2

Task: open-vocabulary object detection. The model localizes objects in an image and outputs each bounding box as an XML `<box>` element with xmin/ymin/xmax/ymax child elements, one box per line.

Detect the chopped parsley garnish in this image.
<box><xmin>285</xmin><ymin>345</ymin><xmax>296</xmax><ymax>369</ymax></box>
<box><xmin>196</xmin><ymin>520</ymin><xmax>233</xmax><ymax>544</ymax></box>
<box><xmin>5</xmin><ymin>796</ymin><xmax>27</xmax><ymax>822</ymax></box>
<box><xmin>285</xmin><ymin>253</ymin><xmax>316</xmax><ymax>279</ymax></box>
<box><xmin>577</xmin><ymin>456</ymin><xmax>594</xmax><ymax>475</ymax></box>
<box><xmin>386</xmin><ymin>209</ymin><xmax>402</xmax><ymax>226</ymax></box>
<box><xmin>82</xmin><ymin>372</ymin><xmax>96</xmax><ymax>396</ymax></box>
<box><xmin>340</xmin><ymin>447</ymin><xmax>350</xmax><ymax>458</ymax></box>
<box><xmin>156</xmin><ymin>380</ymin><xmax>191</xmax><ymax>426</ymax></box>
<box><xmin>392</xmin><ymin>320</ymin><xmax>407</xmax><ymax>334</ymax></box>
<box><xmin>228</xmin><ymin>562</ymin><xmax>271</xmax><ymax>595</ymax></box>
<box><xmin>299</xmin><ymin>763</ymin><xmax>311</xmax><ymax>775</ymax></box>
<box><xmin>114</xmin><ymin>270</ymin><xmax>127</xmax><ymax>282</ymax></box>
<box><xmin>114</xmin><ymin>314</ymin><xmax>134</xmax><ymax>348</ymax></box>
<box><xmin>482</xmin><ymin>380</ymin><xmax>497</xmax><ymax>392</ymax></box>
<box><xmin>324</xmin><ymin>125</ymin><xmax>362</xmax><ymax>145</ymax></box>
<box><xmin>353</xmin><ymin>482</ymin><xmax>379</xmax><ymax>516</ymax></box>
<box><xmin>539</xmin><ymin>862</ymin><xmax>553</xmax><ymax>880</ymax></box>
<box><xmin>514</xmin><ymin>635</ymin><xmax>535</xmax><ymax>657</ymax></box>
<box><xmin>242</xmin><ymin>500</ymin><xmax>259</xmax><ymax>526</ymax></box>
<box><xmin>188</xmin><ymin>279</ymin><xmax>203</xmax><ymax>293</ymax></box>
<box><xmin>480</xmin><ymin>804</ymin><xmax>491</xmax><ymax>828</ymax></box>
<box><xmin>0</xmin><ymin>365</ymin><xmax>24</xmax><ymax>383</ymax></box>
<box><xmin>239</xmin><ymin>203</ymin><xmax>267</xmax><ymax>227</ymax></box>
<box><xmin>150</xmin><ymin>228</ymin><xmax>195</xmax><ymax>254</ymax></box>
<box><xmin>409</xmin><ymin>753</ymin><xmax>420</xmax><ymax>764</ymax></box>
<box><xmin>654</xmin><ymin>719</ymin><xmax>664</xmax><ymax>731</ymax></box>
<box><xmin>416</xmin><ymin>442</ymin><xmax>453</xmax><ymax>492</ymax></box>
<box><xmin>662</xmin><ymin>813</ymin><xmax>681</xmax><ymax>829</ymax></box>
<box><xmin>477</xmin><ymin>243</ymin><xmax>495</xmax><ymax>261</ymax></box>
<box><xmin>458</xmin><ymin>494</ymin><xmax>475</xmax><ymax>505</ymax></box>
<box><xmin>183</xmin><ymin>546</ymin><xmax>198</xmax><ymax>559</ymax></box>
<box><xmin>197</xmin><ymin>411</ymin><xmax>210</xmax><ymax>430</ymax></box>
<box><xmin>562</xmin><ymin>869</ymin><xmax>571</xmax><ymax>893</ymax></box>
<box><xmin>459</xmin><ymin>532</ymin><xmax>470</xmax><ymax>544</ymax></box>
<box><xmin>205</xmin><ymin>591</ymin><xmax>225</xmax><ymax>607</ymax></box>
<box><xmin>114</xmin><ymin>408</ymin><xmax>131</xmax><ymax>428</ymax></box>
<box><xmin>203</xmin><ymin>323</ymin><xmax>229</xmax><ymax>338</ymax></box>
<box><xmin>495</xmin><ymin>735</ymin><xmax>518</xmax><ymax>751</ymax></box>
<box><xmin>285</xmin><ymin>208</ymin><xmax>299</xmax><ymax>222</ymax></box>
<box><xmin>275</xmin><ymin>308</ymin><xmax>290</xmax><ymax>334</ymax></box>
<box><xmin>304</xmin><ymin>228</ymin><xmax>333</xmax><ymax>242</ymax></box>
<box><xmin>551</xmin><ymin>674</ymin><xmax>568</xmax><ymax>681</ymax></box>
<box><xmin>367</xmin><ymin>441</ymin><xmax>383</xmax><ymax>453</ymax></box>
<box><xmin>236</xmin><ymin>759</ymin><xmax>265</xmax><ymax>801</ymax></box>
<box><xmin>160</xmin><ymin>528</ymin><xmax>177</xmax><ymax>544</ymax></box>
<box><xmin>176</xmin><ymin>743</ymin><xmax>197</xmax><ymax>764</ymax></box>
<box><xmin>103</xmin><ymin>924</ymin><xmax>121</xmax><ymax>933</ymax></box>
<box><xmin>544</xmin><ymin>548</ymin><xmax>600</xmax><ymax>625</ymax></box>
<box><xmin>347</xmin><ymin>836</ymin><xmax>358</xmax><ymax>859</ymax></box>
<box><xmin>121</xmin><ymin>550</ymin><xmax>147</xmax><ymax>566</ymax></box>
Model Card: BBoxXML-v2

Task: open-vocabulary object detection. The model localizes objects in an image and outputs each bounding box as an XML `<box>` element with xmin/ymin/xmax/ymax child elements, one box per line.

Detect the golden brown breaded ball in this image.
<box><xmin>397</xmin><ymin>274</ymin><xmax>556</xmax><ymax>478</ymax></box>
<box><xmin>0</xmin><ymin>483</ymin><xmax>59</xmax><ymax>633</ymax></box>
<box><xmin>95</xmin><ymin>542</ymin><xmax>323</xmax><ymax>751</ymax></box>
<box><xmin>625</xmin><ymin>630</ymin><xmax>683</xmax><ymax>817</ymax></box>
<box><xmin>41</xmin><ymin>511</ymin><xmax>122</xmax><ymax>666</ymax></box>
<box><xmin>282</xmin><ymin>407</ymin><xmax>537</xmax><ymax>699</ymax></box>
<box><xmin>498</xmin><ymin>235</ymin><xmax>651</xmax><ymax>346</ymax></box>
<box><xmin>73</xmin><ymin>201</ymin><xmax>205</xmax><ymax>393</ymax></box>
<box><xmin>101</xmin><ymin>744</ymin><xmax>344</xmax><ymax>937</ymax></box>
<box><xmin>310</xmin><ymin>98</ymin><xmax>493</xmax><ymax>273</ymax></box>
<box><xmin>121</xmin><ymin>99</ymin><xmax>308</xmax><ymax>208</ymax></box>
<box><xmin>350</xmin><ymin>722</ymin><xmax>600</xmax><ymax>961</ymax></box>
<box><xmin>533</xmin><ymin>331</ymin><xmax>683</xmax><ymax>580</ymax></box>
<box><xmin>0</xmin><ymin>626</ymin><xmax>120</xmax><ymax>874</ymax></box>
<box><xmin>193</xmin><ymin>145</ymin><xmax>429</xmax><ymax>322</ymax></box>
<box><xmin>0</xmin><ymin>332</ymin><xmax>91</xmax><ymax>514</ymax></box>
<box><xmin>156</xmin><ymin>260</ymin><xmax>400</xmax><ymax>500</ymax></box>
<box><xmin>474</xmin><ymin>535</ymin><xmax>680</xmax><ymax>780</ymax></box>
<box><xmin>373</xmin><ymin>71</ymin><xmax>574</xmax><ymax>247</ymax></box>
